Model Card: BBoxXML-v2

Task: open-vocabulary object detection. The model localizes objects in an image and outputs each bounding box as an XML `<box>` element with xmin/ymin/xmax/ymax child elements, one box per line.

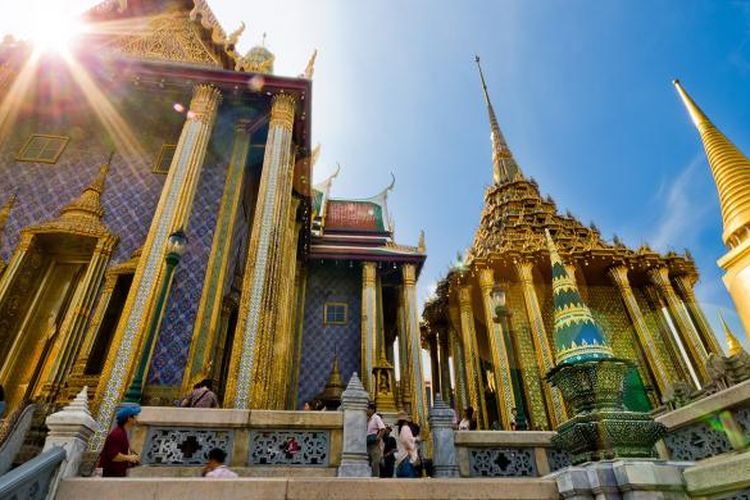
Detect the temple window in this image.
<box><xmin>153</xmin><ymin>143</ymin><xmax>177</xmax><ymax>174</ymax></box>
<box><xmin>17</xmin><ymin>134</ymin><xmax>69</xmax><ymax>164</ymax></box>
<box><xmin>324</xmin><ymin>302</ymin><xmax>348</xmax><ymax>325</ymax></box>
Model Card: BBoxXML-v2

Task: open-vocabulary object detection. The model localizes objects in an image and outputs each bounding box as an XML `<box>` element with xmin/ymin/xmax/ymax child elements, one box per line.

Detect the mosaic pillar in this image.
<box><xmin>438</xmin><ymin>329</ymin><xmax>453</xmax><ymax>405</ymax></box>
<box><xmin>90</xmin><ymin>84</ymin><xmax>221</xmax><ymax>450</ymax></box>
<box><xmin>397</xmin><ymin>289</ymin><xmax>411</xmax><ymax>409</ymax></box>
<box><xmin>478</xmin><ymin>268</ymin><xmax>515</xmax><ymax>429</ymax></box>
<box><xmin>226</xmin><ymin>93</ymin><xmax>297</xmax><ymax>409</ymax></box>
<box><xmin>361</xmin><ymin>262</ymin><xmax>377</xmax><ymax>393</ymax></box>
<box><xmin>648</xmin><ymin>267</ymin><xmax>709</xmax><ymax>383</ymax></box>
<box><xmin>267</xmin><ymin>207</ymin><xmax>301</xmax><ymax>409</ymax></box>
<box><xmin>608</xmin><ymin>266</ymin><xmax>672</xmax><ymax>395</ymax></box>
<box><xmin>673</xmin><ymin>274</ymin><xmax>724</xmax><ymax>356</ymax></box>
<box><xmin>183</xmin><ymin>119</ymin><xmax>253</xmax><ymax>393</ymax></box>
<box><xmin>458</xmin><ymin>284</ymin><xmax>488</xmax><ymax>429</ymax></box>
<box><xmin>515</xmin><ymin>261</ymin><xmax>566</xmax><ymax>428</ymax></box>
<box><xmin>447</xmin><ymin>306</ymin><xmax>468</xmax><ymax>411</ymax></box>
<box><xmin>403</xmin><ymin>264</ymin><xmax>429</xmax><ymax>436</ymax></box>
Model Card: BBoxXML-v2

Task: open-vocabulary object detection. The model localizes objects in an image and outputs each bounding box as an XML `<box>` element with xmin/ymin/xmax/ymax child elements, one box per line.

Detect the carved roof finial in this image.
<box><xmin>303</xmin><ymin>49</ymin><xmax>317</xmax><ymax>79</ymax></box>
<box><xmin>674</xmin><ymin>79</ymin><xmax>750</xmax><ymax>247</ymax></box>
<box><xmin>418</xmin><ymin>229</ymin><xmax>426</xmax><ymax>253</ymax></box>
<box><xmin>0</xmin><ymin>192</ymin><xmax>17</xmax><ymax>235</ymax></box>
<box><xmin>474</xmin><ymin>55</ymin><xmax>522</xmax><ymax>185</ymax></box>
<box><xmin>59</xmin><ymin>152</ymin><xmax>113</xmax><ymax>222</ymax></box>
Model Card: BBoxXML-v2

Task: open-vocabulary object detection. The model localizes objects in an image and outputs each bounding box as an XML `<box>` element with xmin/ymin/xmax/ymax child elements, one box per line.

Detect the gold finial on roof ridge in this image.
<box><xmin>59</xmin><ymin>152</ymin><xmax>113</xmax><ymax>222</ymax></box>
<box><xmin>0</xmin><ymin>192</ymin><xmax>16</xmax><ymax>234</ymax></box>
<box><xmin>674</xmin><ymin>79</ymin><xmax>750</xmax><ymax>247</ymax></box>
<box><xmin>719</xmin><ymin>311</ymin><xmax>745</xmax><ymax>357</ymax></box>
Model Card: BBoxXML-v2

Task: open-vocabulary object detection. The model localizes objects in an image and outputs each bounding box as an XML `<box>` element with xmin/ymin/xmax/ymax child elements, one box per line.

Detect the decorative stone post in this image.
<box><xmin>648</xmin><ymin>267</ymin><xmax>709</xmax><ymax>382</ymax></box>
<box><xmin>429</xmin><ymin>394</ymin><xmax>459</xmax><ymax>478</ymax></box>
<box><xmin>44</xmin><ymin>386</ymin><xmax>96</xmax><ymax>498</ymax></box>
<box><xmin>337</xmin><ymin>373</ymin><xmax>371</xmax><ymax>477</ymax></box>
<box><xmin>608</xmin><ymin>265</ymin><xmax>672</xmax><ymax>395</ymax></box>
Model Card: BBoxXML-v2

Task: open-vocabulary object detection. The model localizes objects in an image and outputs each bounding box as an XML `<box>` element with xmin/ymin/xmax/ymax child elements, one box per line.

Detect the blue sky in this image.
<box><xmin>2</xmin><ymin>1</ymin><xmax>749</xmax><ymax>349</ymax></box>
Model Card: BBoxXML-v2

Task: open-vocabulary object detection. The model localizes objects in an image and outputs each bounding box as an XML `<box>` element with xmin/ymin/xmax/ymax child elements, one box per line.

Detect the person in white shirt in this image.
<box><xmin>394</xmin><ymin>410</ymin><xmax>419</xmax><ymax>478</ymax></box>
<box><xmin>458</xmin><ymin>406</ymin><xmax>477</xmax><ymax>431</ymax></box>
<box><xmin>203</xmin><ymin>448</ymin><xmax>238</xmax><ymax>478</ymax></box>
<box><xmin>366</xmin><ymin>402</ymin><xmax>386</xmax><ymax>477</ymax></box>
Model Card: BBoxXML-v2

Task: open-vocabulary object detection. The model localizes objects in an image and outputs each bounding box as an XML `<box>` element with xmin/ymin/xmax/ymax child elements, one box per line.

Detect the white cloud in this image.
<box><xmin>649</xmin><ymin>153</ymin><xmax>711</xmax><ymax>252</ymax></box>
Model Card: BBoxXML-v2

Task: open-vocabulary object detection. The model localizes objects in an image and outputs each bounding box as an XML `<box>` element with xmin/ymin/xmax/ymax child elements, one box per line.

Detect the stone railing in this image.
<box><xmin>454</xmin><ymin>430</ymin><xmax>571</xmax><ymax>478</ymax></box>
<box><xmin>0</xmin><ymin>402</ymin><xmax>36</xmax><ymax>475</ymax></box>
<box><xmin>128</xmin><ymin>407</ymin><xmax>342</xmax><ymax>475</ymax></box>
<box><xmin>656</xmin><ymin>378</ymin><xmax>750</xmax><ymax>462</ymax></box>
<box><xmin>0</xmin><ymin>445</ymin><xmax>66</xmax><ymax>500</ymax></box>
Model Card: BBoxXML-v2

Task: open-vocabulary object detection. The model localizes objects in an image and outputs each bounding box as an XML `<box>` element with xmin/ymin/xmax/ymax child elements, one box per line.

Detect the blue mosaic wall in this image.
<box><xmin>297</xmin><ymin>262</ymin><xmax>362</xmax><ymax>408</ymax></box>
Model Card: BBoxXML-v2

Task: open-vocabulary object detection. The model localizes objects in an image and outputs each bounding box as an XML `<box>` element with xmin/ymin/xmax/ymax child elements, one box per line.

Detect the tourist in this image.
<box><xmin>202</xmin><ymin>448</ymin><xmax>238</xmax><ymax>478</ymax></box>
<box><xmin>366</xmin><ymin>402</ymin><xmax>385</xmax><ymax>477</ymax></box>
<box><xmin>282</xmin><ymin>436</ymin><xmax>301</xmax><ymax>459</ymax></box>
<box><xmin>380</xmin><ymin>425</ymin><xmax>397</xmax><ymax>478</ymax></box>
<box><xmin>303</xmin><ymin>401</ymin><xmax>312</xmax><ymax>410</ymax></box>
<box><xmin>0</xmin><ymin>384</ymin><xmax>5</xmax><ymax>418</ymax></box>
<box><xmin>180</xmin><ymin>378</ymin><xmax>219</xmax><ymax>408</ymax></box>
<box><xmin>458</xmin><ymin>406</ymin><xmax>477</xmax><ymax>430</ymax></box>
<box><xmin>394</xmin><ymin>410</ymin><xmax>419</xmax><ymax>478</ymax></box>
<box><xmin>100</xmin><ymin>405</ymin><xmax>141</xmax><ymax>477</ymax></box>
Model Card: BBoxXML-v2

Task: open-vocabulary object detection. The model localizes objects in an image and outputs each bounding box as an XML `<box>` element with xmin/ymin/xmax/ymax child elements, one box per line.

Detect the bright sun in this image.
<box><xmin>30</xmin><ymin>12</ymin><xmax>86</xmax><ymax>54</ymax></box>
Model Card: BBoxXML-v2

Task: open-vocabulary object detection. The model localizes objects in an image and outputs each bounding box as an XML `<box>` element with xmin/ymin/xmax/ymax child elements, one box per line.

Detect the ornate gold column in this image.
<box><xmin>397</xmin><ymin>292</ymin><xmax>411</xmax><ymax>409</ymax></box>
<box><xmin>361</xmin><ymin>262</ymin><xmax>378</xmax><ymax>393</ymax></box>
<box><xmin>429</xmin><ymin>335</ymin><xmax>441</xmax><ymax>396</ymax></box>
<box><xmin>673</xmin><ymin>273</ymin><xmax>724</xmax><ymax>356</ymax></box>
<box><xmin>182</xmin><ymin>119</ymin><xmax>253</xmax><ymax>393</ymax></box>
<box><xmin>403</xmin><ymin>264</ymin><xmax>429</xmax><ymax>434</ymax></box>
<box><xmin>515</xmin><ymin>261</ymin><xmax>566</xmax><ymax>428</ymax></box>
<box><xmin>458</xmin><ymin>284</ymin><xmax>488</xmax><ymax>429</ymax></box>
<box><xmin>91</xmin><ymin>84</ymin><xmax>222</xmax><ymax>449</ymax></box>
<box><xmin>648</xmin><ymin>267</ymin><xmax>709</xmax><ymax>382</ymax></box>
<box><xmin>226</xmin><ymin>93</ymin><xmax>298</xmax><ymax>409</ymax></box>
<box><xmin>438</xmin><ymin>328</ymin><xmax>453</xmax><ymax>404</ymax></box>
<box><xmin>478</xmin><ymin>268</ymin><xmax>515</xmax><ymax>429</ymax></box>
<box><xmin>448</xmin><ymin>306</ymin><xmax>468</xmax><ymax>411</ymax></box>
<box><xmin>267</xmin><ymin>204</ymin><xmax>302</xmax><ymax>409</ymax></box>
<box><xmin>608</xmin><ymin>266</ymin><xmax>672</xmax><ymax>395</ymax></box>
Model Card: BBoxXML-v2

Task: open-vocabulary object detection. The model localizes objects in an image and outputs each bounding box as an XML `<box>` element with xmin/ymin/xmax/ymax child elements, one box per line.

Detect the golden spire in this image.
<box><xmin>474</xmin><ymin>55</ymin><xmax>522</xmax><ymax>185</ymax></box>
<box><xmin>673</xmin><ymin>80</ymin><xmax>750</xmax><ymax>247</ymax></box>
<box><xmin>719</xmin><ymin>311</ymin><xmax>745</xmax><ymax>357</ymax></box>
<box><xmin>59</xmin><ymin>152</ymin><xmax>112</xmax><ymax>223</ymax></box>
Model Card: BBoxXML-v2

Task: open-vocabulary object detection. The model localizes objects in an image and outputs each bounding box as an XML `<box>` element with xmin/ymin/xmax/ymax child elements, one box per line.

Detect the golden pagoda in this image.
<box><xmin>422</xmin><ymin>59</ymin><xmax>723</xmax><ymax>431</ymax></box>
<box><xmin>673</xmin><ymin>80</ymin><xmax>750</xmax><ymax>347</ymax></box>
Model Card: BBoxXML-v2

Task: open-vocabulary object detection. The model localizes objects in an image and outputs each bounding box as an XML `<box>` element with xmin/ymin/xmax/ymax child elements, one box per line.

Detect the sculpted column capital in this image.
<box><xmin>402</xmin><ymin>263</ymin><xmax>417</xmax><ymax>287</ymax></box>
<box><xmin>362</xmin><ymin>262</ymin><xmax>377</xmax><ymax>287</ymax></box>
<box><xmin>607</xmin><ymin>265</ymin><xmax>631</xmax><ymax>290</ymax></box>
<box><xmin>458</xmin><ymin>285</ymin><xmax>473</xmax><ymax>306</ymax></box>
<box><xmin>269</xmin><ymin>93</ymin><xmax>297</xmax><ymax>131</ymax></box>
<box><xmin>188</xmin><ymin>84</ymin><xmax>222</xmax><ymax>122</ymax></box>
<box><xmin>515</xmin><ymin>260</ymin><xmax>534</xmax><ymax>284</ymax></box>
<box><xmin>478</xmin><ymin>267</ymin><xmax>495</xmax><ymax>292</ymax></box>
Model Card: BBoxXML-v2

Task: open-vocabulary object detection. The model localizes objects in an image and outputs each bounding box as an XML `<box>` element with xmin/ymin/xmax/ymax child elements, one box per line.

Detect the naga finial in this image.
<box><xmin>303</xmin><ymin>49</ymin><xmax>318</xmax><ymax>79</ymax></box>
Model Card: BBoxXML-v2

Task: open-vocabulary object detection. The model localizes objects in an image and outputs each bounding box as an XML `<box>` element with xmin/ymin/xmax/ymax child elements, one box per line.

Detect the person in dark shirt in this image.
<box><xmin>100</xmin><ymin>405</ymin><xmax>141</xmax><ymax>477</ymax></box>
<box><xmin>380</xmin><ymin>425</ymin><xmax>397</xmax><ymax>478</ymax></box>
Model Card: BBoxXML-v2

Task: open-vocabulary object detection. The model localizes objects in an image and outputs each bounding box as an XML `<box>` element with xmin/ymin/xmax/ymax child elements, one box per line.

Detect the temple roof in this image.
<box><xmin>309</xmin><ymin>167</ymin><xmax>424</xmax><ymax>265</ymax></box>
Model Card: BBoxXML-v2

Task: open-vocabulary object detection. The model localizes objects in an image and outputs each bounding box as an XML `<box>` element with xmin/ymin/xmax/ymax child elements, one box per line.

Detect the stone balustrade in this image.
<box><xmin>128</xmin><ymin>407</ymin><xmax>342</xmax><ymax>476</ymax></box>
<box><xmin>454</xmin><ymin>430</ymin><xmax>570</xmax><ymax>478</ymax></box>
<box><xmin>656</xmin><ymin>378</ymin><xmax>750</xmax><ymax>462</ymax></box>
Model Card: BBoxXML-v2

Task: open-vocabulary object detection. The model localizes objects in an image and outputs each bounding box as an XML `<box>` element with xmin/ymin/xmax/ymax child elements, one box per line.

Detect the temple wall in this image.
<box><xmin>297</xmin><ymin>262</ymin><xmax>362</xmax><ymax>408</ymax></box>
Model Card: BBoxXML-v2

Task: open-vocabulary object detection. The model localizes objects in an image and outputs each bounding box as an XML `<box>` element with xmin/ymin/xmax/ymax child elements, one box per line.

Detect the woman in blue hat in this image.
<box><xmin>100</xmin><ymin>405</ymin><xmax>141</xmax><ymax>477</ymax></box>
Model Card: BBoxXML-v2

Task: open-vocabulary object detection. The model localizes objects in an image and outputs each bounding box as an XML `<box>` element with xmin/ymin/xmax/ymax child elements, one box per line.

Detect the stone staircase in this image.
<box><xmin>56</xmin><ymin>477</ymin><xmax>560</xmax><ymax>500</ymax></box>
